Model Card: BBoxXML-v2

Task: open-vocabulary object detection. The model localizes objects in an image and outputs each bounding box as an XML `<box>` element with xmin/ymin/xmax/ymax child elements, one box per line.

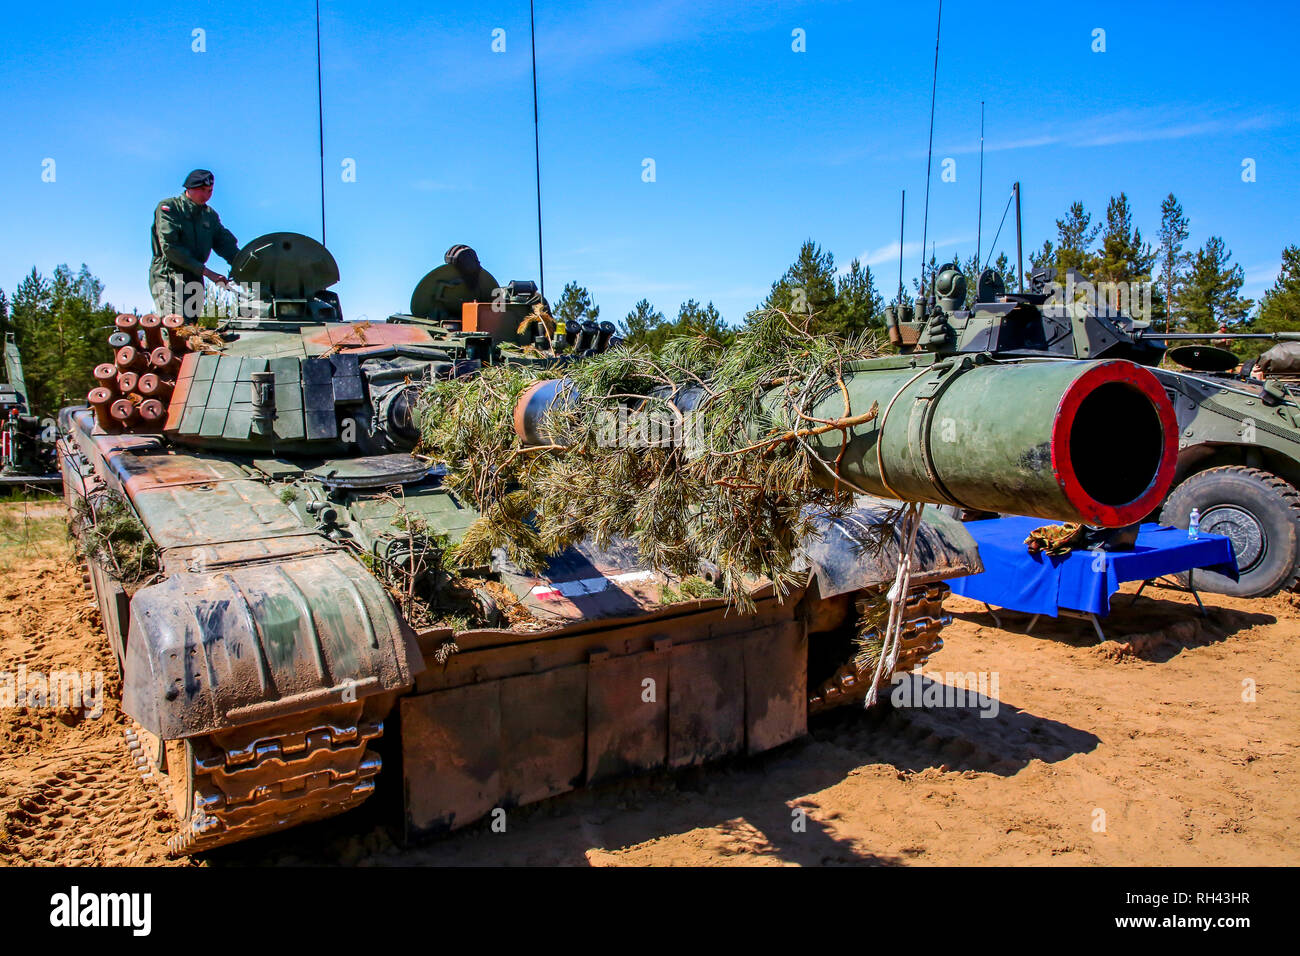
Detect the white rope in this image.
<box><xmin>874</xmin><ymin>368</ymin><xmax>931</xmax><ymax>500</ymax></box>
<box><xmin>864</xmin><ymin>499</ymin><xmax>926</xmax><ymax>708</ymax></box>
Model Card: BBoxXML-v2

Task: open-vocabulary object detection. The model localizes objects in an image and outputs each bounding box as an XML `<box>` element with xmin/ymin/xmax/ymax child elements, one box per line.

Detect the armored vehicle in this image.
<box><xmin>1</xmin><ymin>332</ymin><xmax>59</xmax><ymax>486</ymax></box>
<box><xmin>58</xmin><ymin>235</ymin><xmax>1178</xmax><ymax>853</ymax></box>
<box><xmin>883</xmin><ymin>264</ymin><xmax>1300</xmax><ymax>597</ymax></box>
<box><xmin>1252</xmin><ymin>341</ymin><xmax>1300</xmax><ymax>394</ymax></box>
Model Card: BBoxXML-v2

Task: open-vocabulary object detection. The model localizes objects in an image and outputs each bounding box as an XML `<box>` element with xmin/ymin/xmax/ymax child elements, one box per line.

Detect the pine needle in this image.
<box><xmin>417</xmin><ymin>308</ymin><xmax>893</xmax><ymax>608</ymax></box>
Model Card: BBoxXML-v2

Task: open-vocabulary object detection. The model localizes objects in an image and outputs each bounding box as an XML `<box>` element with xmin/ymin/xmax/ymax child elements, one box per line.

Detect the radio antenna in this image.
<box><xmin>530</xmin><ymin>0</ymin><xmax>545</xmax><ymax>300</ymax></box>
<box><xmin>1014</xmin><ymin>181</ymin><xmax>1023</xmax><ymax>292</ymax></box>
<box><xmin>897</xmin><ymin>189</ymin><xmax>906</xmax><ymax>304</ymax></box>
<box><xmin>918</xmin><ymin>0</ymin><xmax>942</xmax><ymax>293</ymax></box>
<box><xmin>976</xmin><ymin>100</ymin><xmax>984</xmax><ymax>269</ymax></box>
<box><xmin>315</xmin><ymin>0</ymin><xmax>326</xmax><ymax>247</ymax></box>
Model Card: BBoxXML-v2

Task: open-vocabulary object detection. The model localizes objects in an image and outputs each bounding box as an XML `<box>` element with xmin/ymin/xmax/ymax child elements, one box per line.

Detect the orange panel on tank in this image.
<box><xmin>163</xmin><ymin>353</ymin><xmax>199</xmax><ymax>432</ymax></box>
<box><xmin>462</xmin><ymin>302</ymin><xmax>511</xmax><ymax>338</ymax></box>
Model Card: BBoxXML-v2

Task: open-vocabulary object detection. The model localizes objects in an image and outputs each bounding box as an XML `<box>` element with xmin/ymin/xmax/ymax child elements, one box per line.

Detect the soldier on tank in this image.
<box><xmin>148</xmin><ymin>168</ymin><xmax>239</xmax><ymax>318</ymax></box>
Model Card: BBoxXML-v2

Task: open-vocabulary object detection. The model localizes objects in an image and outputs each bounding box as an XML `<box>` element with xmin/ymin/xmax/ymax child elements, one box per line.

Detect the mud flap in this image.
<box><xmin>668</xmin><ymin>636</ymin><xmax>745</xmax><ymax>767</ymax></box>
<box><xmin>402</xmin><ymin>618</ymin><xmax>807</xmax><ymax>840</ymax></box>
<box><xmin>400</xmin><ymin>682</ymin><xmax>501</xmax><ymax>834</ymax></box>
<box><xmin>743</xmin><ymin>625</ymin><xmax>808</xmax><ymax>755</ymax></box>
<box><xmin>122</xmin><ymin>550</ymin><xmax>422</xmax><ymax>738</ymax></box>
<box><xmin>585</xmin><ymin>642</ymin><xmax>670</xmax><ymax>784</ymax></box>
<box><xmin>88</xmin><ymin>559</ymin><xmax>130</xmax><ymax>678</ymax></box>
<box><xmin>500</xmin><ymin>667</ymin><xmax>587</xmax><ymax>805</ymax></box>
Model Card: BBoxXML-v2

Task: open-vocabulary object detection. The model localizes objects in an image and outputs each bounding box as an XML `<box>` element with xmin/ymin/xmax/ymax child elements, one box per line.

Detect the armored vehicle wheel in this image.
<box><xmin>807</xmin><ymin>583</ymin><xmax>951</xmax><ymax>714</ymax></box>
<box><xmin>138</xmin><ymin>707</ymin><xmax>385</xmax><ymax>855</ymax></box>
<box><xmin>1160</xmin><ymin>466</ymin><xmax>1300</xmax><ymax>597</ymax></box>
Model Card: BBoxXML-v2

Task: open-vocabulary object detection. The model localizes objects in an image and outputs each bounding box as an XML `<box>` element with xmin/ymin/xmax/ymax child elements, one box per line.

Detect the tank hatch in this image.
<box><xmin>232</xmin><ymin>232</ymin><xmax>342</xmax><ymax>322</ymax></box>
<box><xmin>233</xmin><ymin>232</ymin><xmax>339</xmax><ymax>299</ymax></box>
<box><xmin>1167</xmin><ymin>344</ymin><xmax>1240</xmax><ymax>373</ymax></box>
<box><xmin>307</xmin><ymin>453</ymin><xmax>432</xmax><ymax>489</ymax></box>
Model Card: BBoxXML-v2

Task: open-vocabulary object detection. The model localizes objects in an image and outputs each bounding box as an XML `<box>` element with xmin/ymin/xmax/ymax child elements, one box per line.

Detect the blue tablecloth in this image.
<box><xmin>948</xmin><ymin>517</ymin><xmax>1238</xmax><ymax>617</ymax></box>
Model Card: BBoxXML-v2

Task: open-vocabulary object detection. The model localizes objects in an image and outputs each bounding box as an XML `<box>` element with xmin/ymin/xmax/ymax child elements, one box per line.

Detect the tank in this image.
<box><xmin>57</xmin><ymin>235</ymin><xmax>1178</xmax><ymax>853</ymax></box>
<box><xmin>1</xmin><ymin>332</ymin><xmax>59</xmax><ymax>486</ymax></box>
<box><xmin>883</xmin><ymin>263</ymin><xmax>1300</xmax><ymax>596</ymax></box>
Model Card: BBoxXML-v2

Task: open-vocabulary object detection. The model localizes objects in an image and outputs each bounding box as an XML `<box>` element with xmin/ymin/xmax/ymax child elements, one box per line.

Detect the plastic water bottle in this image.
<box><xmin>1188</xmin><ymin>508</ymin><xmax>1200</xmax><ymax>539</ymax></box>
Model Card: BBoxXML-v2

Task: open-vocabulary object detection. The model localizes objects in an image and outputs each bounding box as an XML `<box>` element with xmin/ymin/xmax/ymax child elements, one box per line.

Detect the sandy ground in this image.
<box><xmin>0</xmin><ymin>519</ymin><xmax>178</xmax><ymax>866</ymax></box>
<box><xmin>1</xmin><ymin>500</ymin><xmax>1296</xmax><ymax>866</ymax></box>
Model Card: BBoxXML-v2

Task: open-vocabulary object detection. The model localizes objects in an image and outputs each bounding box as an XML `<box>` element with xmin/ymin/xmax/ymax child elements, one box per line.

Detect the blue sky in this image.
<box><xmin>2</xmin><ymin>0</ymin><xmax>1297</xmax><ymax>325</ymax></box>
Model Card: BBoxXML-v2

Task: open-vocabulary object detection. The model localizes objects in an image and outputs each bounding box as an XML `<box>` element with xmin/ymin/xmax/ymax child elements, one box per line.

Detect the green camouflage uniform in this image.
<box><xmin>148</xmin><ymin>195</ymin><xmax>238</xmax><ymax>317</ymax></box>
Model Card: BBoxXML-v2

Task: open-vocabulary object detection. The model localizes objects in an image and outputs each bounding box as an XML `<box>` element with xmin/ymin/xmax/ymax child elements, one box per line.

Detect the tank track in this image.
<box><xmin>129</xmin><ymin>705</ymin><xmax>383</xmax><ymax>855</ymax></box>
<box><xmin>808</xmin><ymin>582</ymin><xmax>951</xmax><ymax>714</ymax></box>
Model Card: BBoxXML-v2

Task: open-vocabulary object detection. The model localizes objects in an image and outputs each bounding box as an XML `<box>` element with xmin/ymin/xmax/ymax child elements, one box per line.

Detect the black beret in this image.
<box><xmin>183</xmin><ymin>169</ymin><xmax>214</xmax><ymax>188</ymax></box>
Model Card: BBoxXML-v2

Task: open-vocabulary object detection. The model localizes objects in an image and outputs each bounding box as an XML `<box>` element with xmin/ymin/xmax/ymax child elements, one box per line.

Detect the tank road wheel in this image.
<box><xmin>808</xmin><ymin>583</ymin><xmax>952</xmax><ymax>714</ymax></box>
<box><xmin>150</xmin><ymin>705</ymin><xmax>385</xmax><ymax>856</ymax></box>
<box><xmin>1160</xmin><ymin>466</ymin><xmax>1300</xmax><ymax>597</ymax></box>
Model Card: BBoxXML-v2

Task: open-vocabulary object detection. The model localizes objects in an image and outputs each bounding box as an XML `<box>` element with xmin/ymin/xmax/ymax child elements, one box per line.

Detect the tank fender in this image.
<box><xmin>796</xmin><ymin>496</ymin><xmax>982</xmax><ymax>598</ymax></box>
<box><xmin>122</xmin><ymin>550</ymin><xmax>423</xmax><ymax>739</ymax></box>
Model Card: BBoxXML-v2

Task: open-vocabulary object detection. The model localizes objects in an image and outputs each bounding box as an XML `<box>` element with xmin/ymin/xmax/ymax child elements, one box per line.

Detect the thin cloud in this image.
<box><xmin>581</xmin><ymin>271</ymin><xmax>695</xmax><ymax>297</ymax></box>
<box><xmin>1243</xmin><ymin>261</ymin><xmax>1280</xmax><ymax>298</ymax></box>
<box><xmin>858</xmin><ymin>233</ymin><xmax>975</xmax><ymax>268</ymax></box>
<box><xmin>938</xmin><ymin>106</ymin><xmax>1287</xmax><ymax>157</ymax></box>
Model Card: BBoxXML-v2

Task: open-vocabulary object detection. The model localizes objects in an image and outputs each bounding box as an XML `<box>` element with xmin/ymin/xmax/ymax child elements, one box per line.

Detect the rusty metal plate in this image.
<box><xmin>111</xmin><ymin>452</ymin><xmax>247</xmax><ymax>492</ymax></box>
<box><xmin>401</xmin><ymin>681</ymin><xmax>502</xmax><ymax>838</ymax></box>
<box><xmin>742</xmin><ymin>623</ymin><xmax>808</xmax><ymax>754</ymax></box>
<box><xmin>130</xmin><ymin>478</ymin><xmax>302</xmax><ymax>549</ymax></box>
<box><xmin>303</xmin><ymin>322</ymin><xmax>435</xmax><ymax>355</ymax></box>
<box><xmin>668</xmin><ymin>636</ymin><xmax>744</xmax><ymax>768</ymax></box>
<box><xmin>500</xmin><ymin>667</ymin><xmax>587</xmax><ymax>806</ymax></box>
<box><xmin>586</xmin><ymin>646</ymin><xmax>670</xmax><ymax>784</ymax></box>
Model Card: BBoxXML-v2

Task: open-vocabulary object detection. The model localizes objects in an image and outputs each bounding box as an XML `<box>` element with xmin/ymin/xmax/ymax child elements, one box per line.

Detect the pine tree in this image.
<box><xmin>1095</xmin><ymin>193</ymin><xmax>1156</xmax><ymax>282</ymax></box>
<box><xmin>1180</xmin><ymin>237</ymin><xmax>1254</xmax><ymax>333</ymax></box>
<box><xmin>618</xmin><ymin>298</ymin><xmax>665</xmax><ymax>349</ymax></box>
<box><xmin>0</xmin><ymin>291</ymin><xmax>10</xmax><ymax>358</ymax></box>
<box><xmin>762</xmin><ymin>240</ymin><xmax>837</xmax><ymax>326</ymax></box>
<box><xmin>828</xmin><ymin>259</ymin><xmax>883</xmax><ymax>334</ymax></box>
<box><xmin>674</xmin><ymin>299</ymin><xmax>729</xmax><ymax>341</ymax></box>
<box><xmin>1029</xmin><ymin>240</ymin><xmax>1056</xmax><ymax>272</ymax></box>
<box><xmin>997</xmin><ymin>252</ymin><xmax>1020</xmax><ymax>292</ymax></box>
<box><xmin>554</xmin><ymin>281</ymin><xmax>600</xmax><ymax>328</ymax></box>
<box><xmin>6</xmin><ymin>265</ymin><xmax>115</xmax><ymax>414</ymax></box>
<box><xmin>1053</xmin><ymin>201</ymin><xmax>1100</xmax><ymax>276</ymax></box>
<box><xmin>1093</xmin><ymin>193</ymin><xmax>1161</xmax><ymax>322</ymax></box>
<box><xmin>1257</xmin><ymin>245</ymin><xmax>1300</xmax><ymax>334</ymax></box>
<box><xmin>1156</xmin><ymin>193</ymin><xmax>1191</xmax><ymax>332</ymax></box>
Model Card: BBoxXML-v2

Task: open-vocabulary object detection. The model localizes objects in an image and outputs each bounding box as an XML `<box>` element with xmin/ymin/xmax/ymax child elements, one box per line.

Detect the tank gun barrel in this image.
<box><xmin>515</xmin><ymin>355</ymin><xmax>1179</xmax><ymax>528</ymax></box>
<box><xmin>1147</xmin><ymin>331</ymin><xmax>1300</xmax><ymax>342</ymax></box>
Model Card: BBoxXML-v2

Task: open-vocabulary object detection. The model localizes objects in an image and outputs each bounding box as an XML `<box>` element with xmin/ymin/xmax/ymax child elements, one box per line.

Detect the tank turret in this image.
<box><xmin>79</xmin><ymin>236</ymin><xmax>618</xmax><ymax>455</ymax></box>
